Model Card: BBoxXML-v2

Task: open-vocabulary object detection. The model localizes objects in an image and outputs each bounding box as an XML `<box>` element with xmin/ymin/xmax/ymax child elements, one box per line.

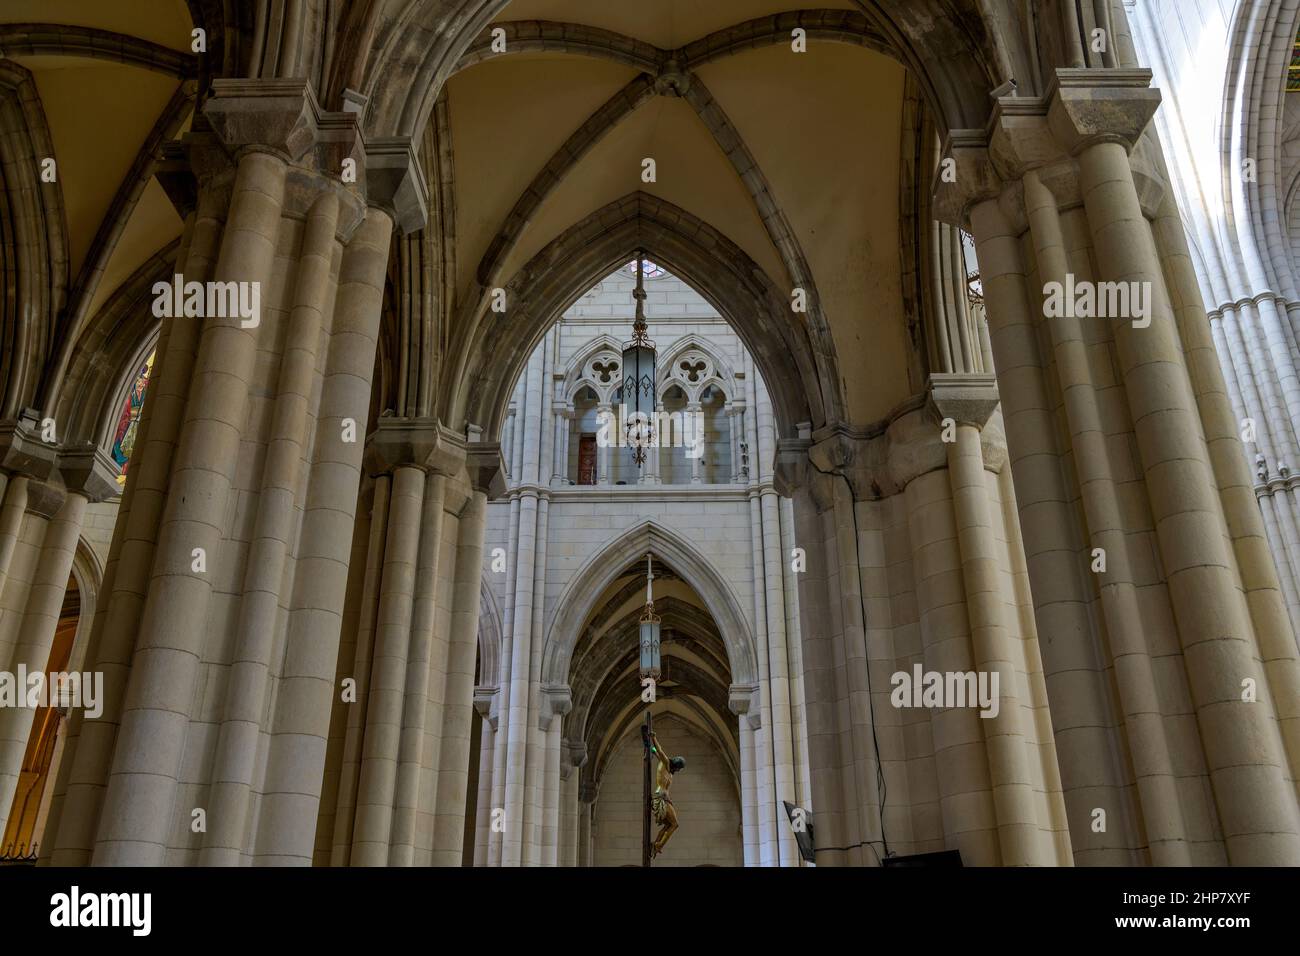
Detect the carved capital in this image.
<box><xmin>539</xmin><ymin>683</ymin><xmax>573</xmax><ymax>730</ymax></box>
<box><xmin>0</xmin><ymin>411</ymin><xmax>58</xmax><ymax>481</ymax></box>
<box><xmin>204</xmin><ymin>78</ymin><xmax>321</xmax><ymax>161</ymax></box>
<box><xmin>562</xmin><ymin>738</ymin><xmax>588</xmax><ymax>774</ymax></box>
<box><xmin>24</xmin><ymin>478</ymin><xmax>66</xmax><ymax>519</ymax></box>
<box><xmin>772</xmin><ymin>436</ymin><xmax>812</xmax><ymax>498</ymax></box>
<box><xmin>931</xmin><ymin>129</ymin><xmax>1002</xmax><ymax>229</ymax></box>
<box><xmin>1047</xmin><ymin>68</ymin><xmax>1160</xmax><ymax>156</ymax></box>
<box><xmin>155</xmin><ymin>140</ymin><xmax>198</xmax><ymax>219</ymax></box>
<box><xmin>728</xmin><ymin>682</ymin><xmax>758</xmax><ymax>717</ymax></box>
<box><xmin>58</xmin><ymin>443</ymin><xmax>122</xmax><ymax>503</ymax></box>
<box><xmin>473</xmin><ymin>684</ymin><xmax>497</xmax><ymax>719</ymax></box>
<box><xmin>466</xmin><ymin>442</ymin><xmax>507</xmax><ymax>500</ymax></box>
<box><xmin>928</xmin><ymin>373</ymin><xmax>1000</xmax><ymax>430</ymax></box>
<box><xmin>365</xmin><ymin>136</ymin><xmax>428</xmax><ymax>235</ymax></box>
<box><xmin>363</xmin><ymin>417</ymin><xmax>467</xmax><ymax>478</ymax></box>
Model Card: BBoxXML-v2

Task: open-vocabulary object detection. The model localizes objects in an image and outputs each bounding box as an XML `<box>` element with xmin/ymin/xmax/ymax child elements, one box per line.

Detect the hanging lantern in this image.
<box><xmin>622</xmin><ymin>253</ymin><xmax>657</xmax><ymax>466</ymax></box>
<box><xmin>639</xmin><ymin>554</ymin><xmax>662</xmax><ymax>680</ymax></box>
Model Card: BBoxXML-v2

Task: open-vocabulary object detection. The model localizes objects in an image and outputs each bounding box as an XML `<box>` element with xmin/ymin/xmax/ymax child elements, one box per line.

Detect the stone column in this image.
<box><xmin>778</xmin><ymin>495</ymin><xmax>812</xmax><ymax>813</ymax></box>
<box><xmin>577</xmin><ymin>781</ymin><xmax>596</xmax><ymax>867</ymax></box>
<box><xmin>200</xmin><ymin>190</ymin><xmax>344</xmax><ymax>865</ymax></box>
<box><xmin>649</xmin><ymin>401</ymin><xmax>665</xmax><ymax>485</ymax></box>
<box><xmin>738</xmin><ymin>707</ymin><xmax>759</xmax><ymax>866</ymax></box>
<box><xmin>596</xmin><ymin>403</ymin><xmax>611</xmax><ymax>485</ymax></box>
<box><xmin>1077</xmin><ymin>138</ymin><xmax>1300</xmax><ymax>862</ymax></box>
<box><xmin>0</xmin><ymin>462</ymin><xmax>33</xmax><ymax>598</ymax></box>
<box><xmin>1022</xmin><ymin>171</ymin><xmax>1190</xmax><ymax>863</ymax></box>
<box><xmin>552</xmin><ymin>404</ymin><xmax>570</xmax><ymax>485</ymax></box>
<box><xmin>502</xmin><ymin>345</ymin><xmax>545</xmax><ymax>865</ymax></box>
<box><xmin>432</xmin><ymin>476</ymin><xmax>492</xmax><ymax>864</ymax></box>
<box><xmin>937</xmin><ymin>69</ymin><xmax>1300</xmax><ymax>864</ymax></box>
<box><xmin>541</xmin><ymin>719</ymin><xmax>561</xmax><ymax>865</ymax></box>
<box><xmin>41</xmin><ymin>78</ymin><xmax>428</xmax><ymax>866</ymax></box>
<box><xmin>472</xmin><ymin>706</ymin><xmax>496</xmax><ymax>866</ymax></box>
<box><xmin>755</xmin><ymin>376</ymin><xmax>799</xmax><ymax>865</ymax></box>
<box><xmin>0</xmin><ymin>447</ymin><xmax>115</xmax><ymax>839</ymax></box>
<box><xmin>330</xmin><ymin>421</ymin><xmax>500</xmax><ymax>867</ymax></box>
<box><xmin>726</xmin><ymin>402</ymin><xmax>743</xmax><ymax>484</ymax></box>
<box><xmin>931</xmin><ymin>374</ymin><xmax>1047</xmax><ymax>866</ymax></box>
<box><xmin>688</xmin><ymin>402</ymin><xmax>703</xmax><ymax>484</ymax></box>
<box><xmin>559</xmin><ymin>737</ymin><xmax>584</xmax><ymax>867</ymax></box>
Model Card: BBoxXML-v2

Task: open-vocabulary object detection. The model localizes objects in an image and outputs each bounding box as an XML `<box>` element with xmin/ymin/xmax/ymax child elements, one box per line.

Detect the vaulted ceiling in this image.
<box><xmin>0</xmin><ymin>0</ymin><xmax>929</xmax><ymax>442</ymax></box>
<box><xmin>445</xmin><ymin>0</ymin><xmax>915</xmax><ymax>425</ymax></box>
<box><xmin>0</xmin><ymin>1</ymin><xmax>194</xmax><ymax>426</ymax></box>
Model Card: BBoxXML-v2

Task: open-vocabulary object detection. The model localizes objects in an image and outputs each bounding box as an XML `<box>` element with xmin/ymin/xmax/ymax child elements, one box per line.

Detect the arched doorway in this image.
<box><xmin>570</xmin><ymin>557</ymin><xmax>743</xmax><ymax>867</ymax></box>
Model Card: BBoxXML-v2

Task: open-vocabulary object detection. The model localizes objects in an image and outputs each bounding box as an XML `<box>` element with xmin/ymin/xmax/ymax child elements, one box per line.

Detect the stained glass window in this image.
<box><xmin>1291</xmin><ymin>29</ymin><xmax>1300</xmax><ymax>91</ymax></box>
<box><xmin>112</xmin><ymin>350</ymin><xmax>154</xmax><ymax>486</ymax></box>
<box><xmin>626</xmin><ymin>259</ymin><xmax>666</xmax><ymax>279</ymax></box>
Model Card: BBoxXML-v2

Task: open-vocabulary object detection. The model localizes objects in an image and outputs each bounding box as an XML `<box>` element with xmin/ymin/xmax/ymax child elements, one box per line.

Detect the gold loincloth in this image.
<box><xmin>652</xmin><ymin>791</ymin><xmax>671</xmax><ymax>822</ymax></box>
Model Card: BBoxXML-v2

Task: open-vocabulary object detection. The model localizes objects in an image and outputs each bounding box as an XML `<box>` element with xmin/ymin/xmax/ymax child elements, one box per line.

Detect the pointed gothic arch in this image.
<box><xmin>541</xmin><ymin>519</ymin><xmax>757</xmax><ymax>696</ymax></box>
<box><xmin>0</xmin><ymin>60</ymin><xmax>69</xmax><ymax>421</ymax></box>
<box><xmin>444</xmin><ymin>191</ymin><xmax>837</xmax><ymax>445</ymax></box>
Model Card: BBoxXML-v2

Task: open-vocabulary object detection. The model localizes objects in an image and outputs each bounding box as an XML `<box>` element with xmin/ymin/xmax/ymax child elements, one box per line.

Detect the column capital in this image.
<box><xmin>931</xmin><ymin>129</ymin><xmax>1003</xmax><ymax>229</ymax></box>
<box><xmin>363</xmin><ymin>416</ymin><xmax>507</xmax><ymax>499</ymax></box>
<box><xmin>473</xmin><ymin>685</ymin><xmax>498</xmax><ymax>719</ymax></box>
<box><xmin>0</xmin><ymin>410</ymin><xmax>58</xmax><ymax>482</ymax></box>
<box><xmin>562</xmin><ymin>738</ymin><xmax>588</xmax><ymax>776</ymax></box>
<box><xmin>539</xmin><ymin>683</ymin><xmax>573</xmax><ymax>730</ymax></box>
<box><xmin>934</xmin><ymin>69</ymin><xmax>1163</xmax><ymax>230</ymax></box>
<box><xmin>772</xmin><ymin>435</ymin><xmax>815</xmax><ymax>499</ymax></box>
<box><xmin>927</xmin><ymin>372</ymin><xmax>1000</xmax><ymax>430</ymax></box>
<box><xmin>788</xmin><ymin>391</ymin><xmax>1008</xmax><ymax>505</ymax></box>
<box><xmin>728</xmin><ymin>682</ymin><xmax>759</xmax><ymax>717</ymax></box>
<box><xmin>465</xmin><ymin>442</ymin><xmax>507</xmax><ymax>500</ymax></box>
<box><xmin>23</xmin><ymin>478</ymin><xmax>66</xmax><ymax>520</ymax></box>
<box><xmin>579</xmin><ymin>781</ymin><xmax>600</xmax><ymax>804</ymax></box>
<box><xmin>58</xmin><ymin>443</ymin><xmax>122</xmax><ymax>502</ymax></box>
<box><xmin>204</xmin><ymin>78</ymin><xmax>326</xmax><ymax>161</ymax></box>
<box><xmin>363</xmin><ymin>416</ymin><xmax>466</xmax><ymax>478</ymax></box>
<box><xmin>189</xmin><ymin>79</ymin><xmax>427</xmax><ymax>237</ymax></box>
<box><xmin>1045</xmin><ymin>68</ymin><xmax>1160</xmax><ymax>157</ymax></box>
<box><xmin>364</xmin><ymin>135</ymin><xmax>428</xmax><ymax>236</ymax></box>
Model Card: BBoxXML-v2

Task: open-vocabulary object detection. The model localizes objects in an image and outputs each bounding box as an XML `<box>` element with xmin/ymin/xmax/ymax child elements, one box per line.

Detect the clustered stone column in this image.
<box><xmin>732</xmin><ymin>355</ymin><xmax>807</xmax><ymax>866</ymax></box>
<box><xmin>321</xmin><ymin>418</ymin><xmax>501</xmax><ymax>866</ymax></box>
<box><xmin>938</xmin><ymin>68</ymin><xmax>1300</xmax><ymax>864</ymax></box>
<box><xmin>776</xmin><ymin>376</ymin><xmax>1072</xmax><ymax>865</ymax></box>
<box><xmin>484</xmin><ymin>332</ymin><xmax>562</xmax><ymax>866</ymax></box>
<box><xmin>36</xmin><ymin>77</ymin><xmax>428</xmax><ymax>866</ymax></box>
<box><xmin>0</xmin><ymin>418</ymin><xmax>117</xmax><ymax>840</ymax></box>
<box><xmin>932</xmin><ymin>374</ymin><xmax>1049</xmax><ymax>865</ymax></box>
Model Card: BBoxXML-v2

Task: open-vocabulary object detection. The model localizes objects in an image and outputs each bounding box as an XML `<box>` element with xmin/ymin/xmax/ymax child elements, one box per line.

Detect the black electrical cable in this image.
<box><xmin>819</xmin><ymin>838</ymin><xmax>886</xmax><ymax>865</ymax></box>
<box><xmin>808</xmin><ymin>459</ymin><xmax>893</xmax><ymax>862</ymax></box>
